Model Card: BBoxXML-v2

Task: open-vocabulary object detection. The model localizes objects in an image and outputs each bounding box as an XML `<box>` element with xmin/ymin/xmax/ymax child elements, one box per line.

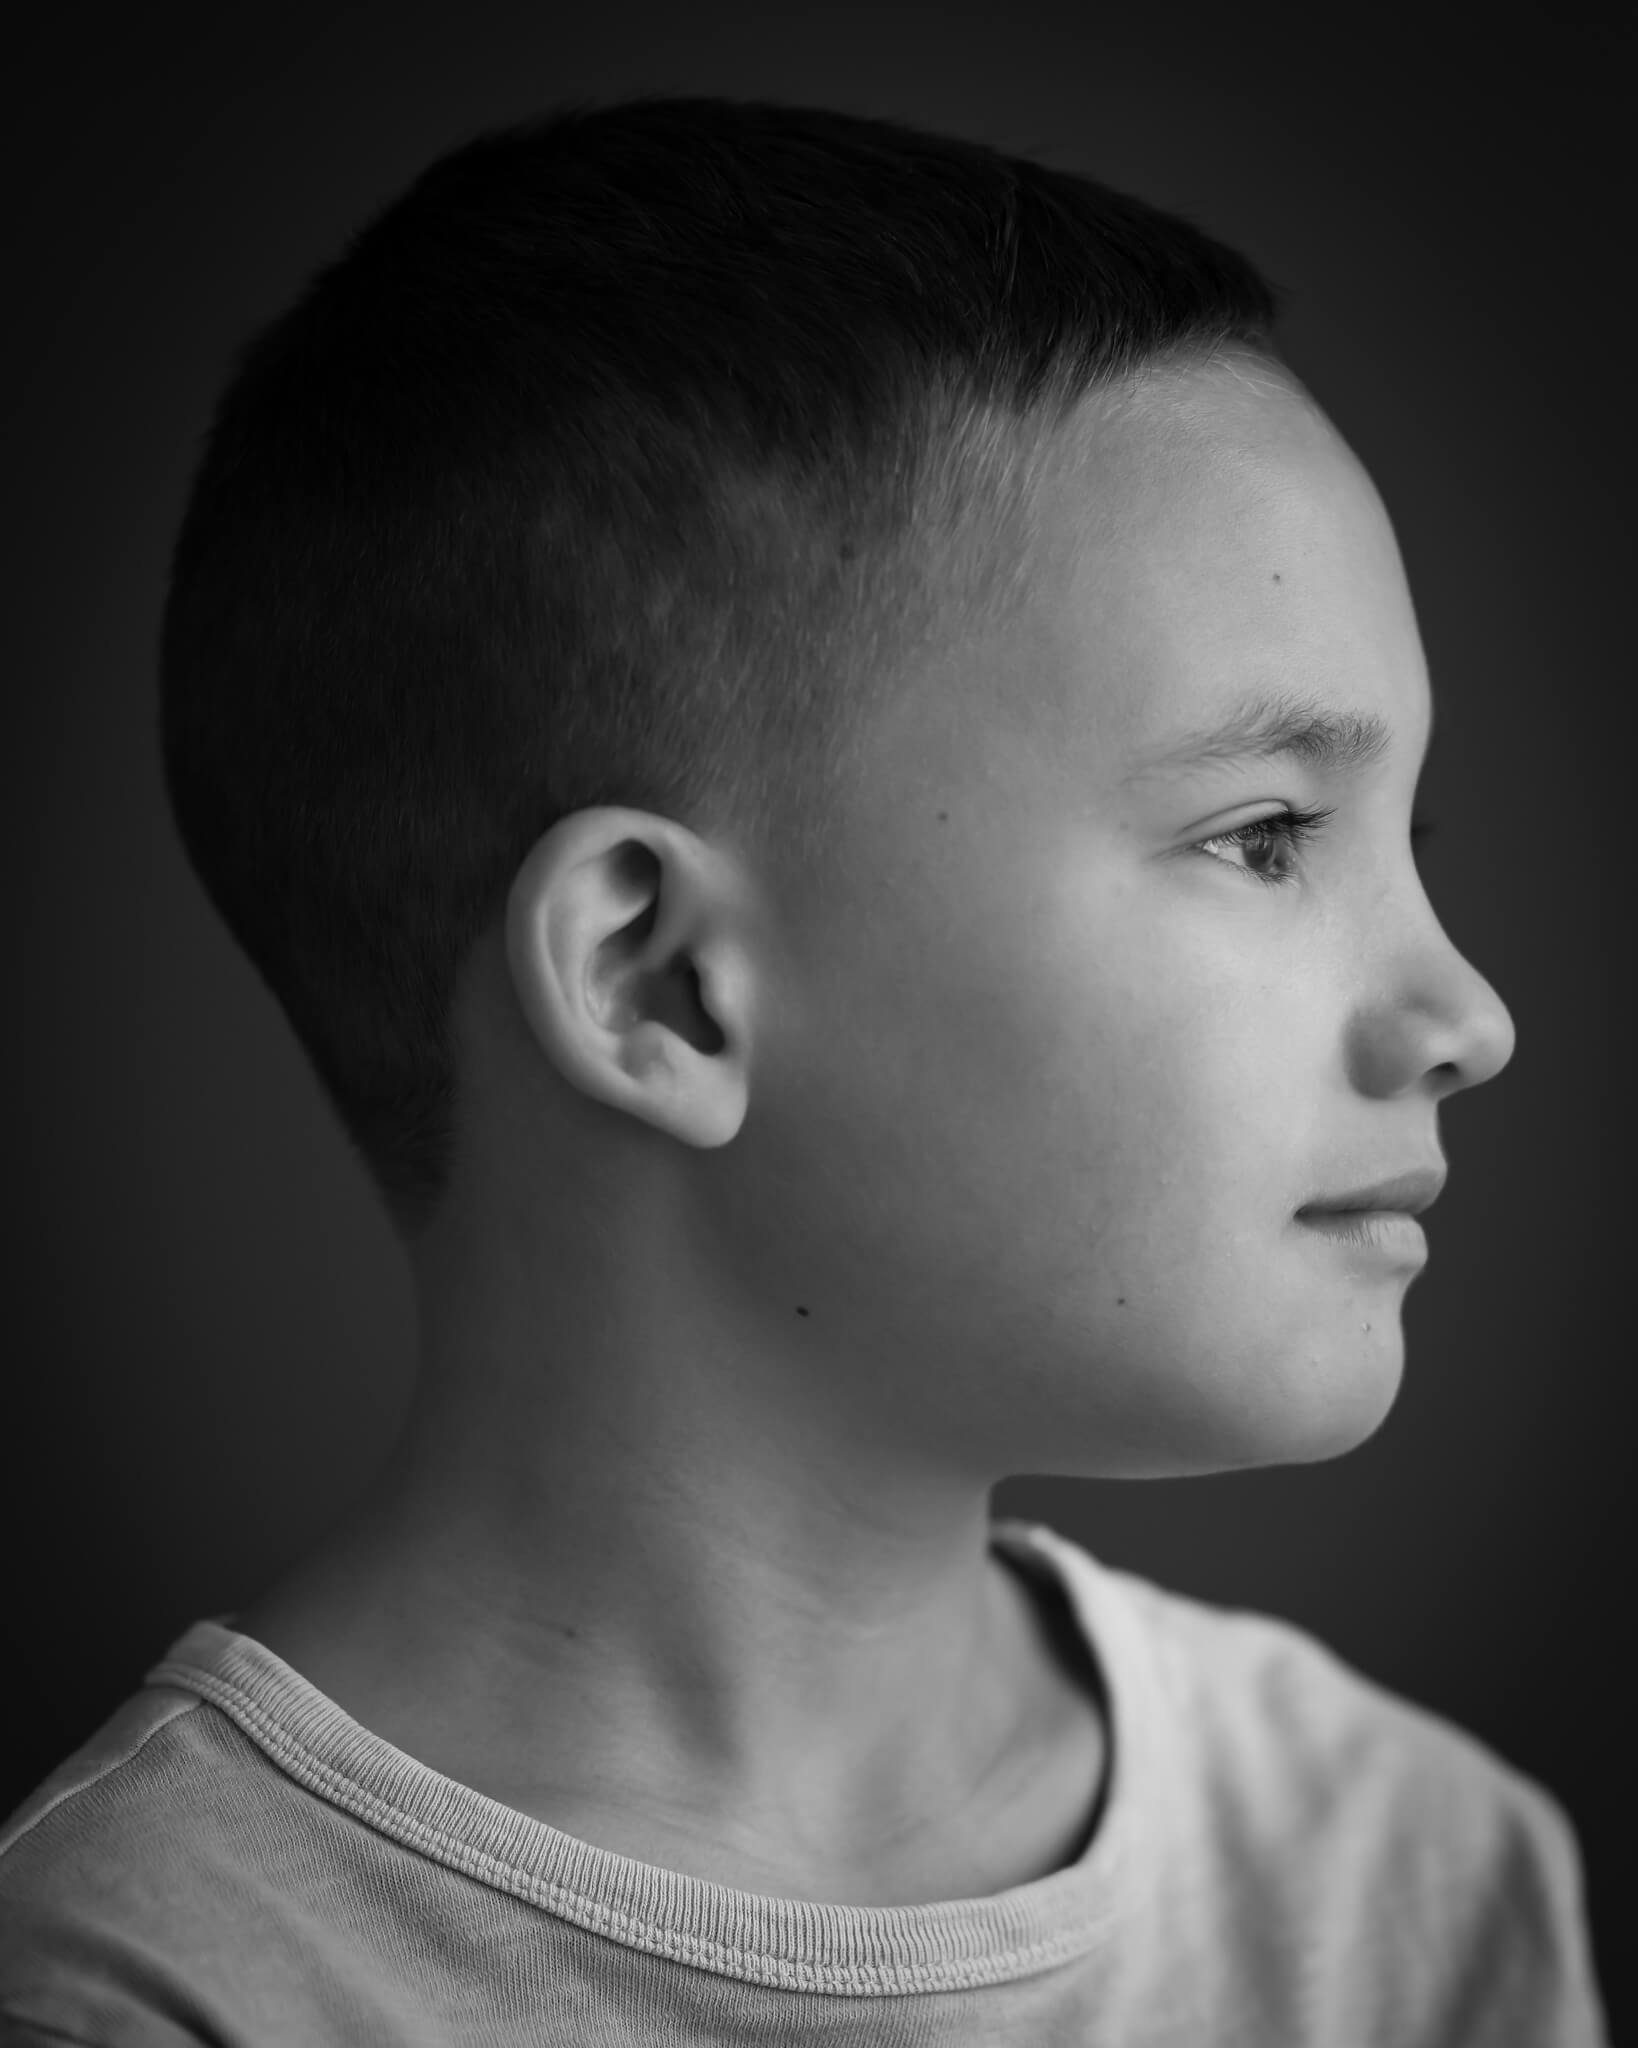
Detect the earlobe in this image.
<box><xmin>651</xmin><ymin>942</ymin><xmax>756</xmax><ymax>1150</ymax></box>
<box><xmin>618</xmin><ymin>1027</ymin><xmax>750</xmax><ymax>1150</ymax></box>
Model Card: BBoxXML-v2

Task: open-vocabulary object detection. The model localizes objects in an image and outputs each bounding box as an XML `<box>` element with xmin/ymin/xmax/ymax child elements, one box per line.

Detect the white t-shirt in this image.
<box><xmin>0</xmin><ymin>1518</ymin><xmax>1609</xmax><ymax>2044</ymax></box>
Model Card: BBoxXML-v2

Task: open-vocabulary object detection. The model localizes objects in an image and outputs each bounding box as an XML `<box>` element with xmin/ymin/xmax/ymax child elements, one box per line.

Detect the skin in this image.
<box><xmin>237</xmin><ymin>356</ymin><xmax>1515</xmax><ymax>1906</ymax></box>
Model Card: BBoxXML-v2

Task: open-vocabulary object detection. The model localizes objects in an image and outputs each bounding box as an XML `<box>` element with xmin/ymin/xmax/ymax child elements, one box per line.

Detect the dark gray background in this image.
<box><xmin>6</xmin><ymin>0</ymin><xmax>1632</xmax><ymax>2031</ymax></box>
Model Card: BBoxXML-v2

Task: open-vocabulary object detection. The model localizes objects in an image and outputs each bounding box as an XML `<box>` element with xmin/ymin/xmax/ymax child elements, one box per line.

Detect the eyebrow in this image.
<box><xmin>1121</xmin><ymin>685</ymin><xmax>1423</xmax><ymax>784</ymax></box>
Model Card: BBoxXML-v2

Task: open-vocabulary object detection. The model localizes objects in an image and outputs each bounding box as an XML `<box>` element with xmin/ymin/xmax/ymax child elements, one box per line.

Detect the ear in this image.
<box><xmin>503</xmin><ymin>808</ymin><xmax>758</xmax><ymax>1149</ymax></box>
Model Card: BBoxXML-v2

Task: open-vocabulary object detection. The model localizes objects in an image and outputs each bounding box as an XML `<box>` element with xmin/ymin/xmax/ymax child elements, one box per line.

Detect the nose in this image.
<box><xmin>1434</xmin><ymin>956</ymin><xmax>1516</xmax><ymax>1096</ymax></box>
<box><xmin>1354</xmin><ymin>916</ymin><xmax>1516</xmax><ymax>1101</ymax></box>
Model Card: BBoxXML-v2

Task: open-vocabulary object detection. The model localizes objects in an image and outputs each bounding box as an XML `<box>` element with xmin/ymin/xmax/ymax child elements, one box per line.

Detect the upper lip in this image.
<box><xmin>1299</xmin><ymin>1166</ymin><xmax>1447</xmax><ymax>1217</ymax></box>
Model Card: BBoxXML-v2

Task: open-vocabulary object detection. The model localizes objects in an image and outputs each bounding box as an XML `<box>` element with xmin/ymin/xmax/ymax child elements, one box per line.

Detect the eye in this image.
<box><xmin>1196</xmin><ymin>808</ymin><xmax>1437</xmax><ymax>889</ymax></box>
<box><xmin>1196</xmin><ymin>804</ymin><xmax>1336</xmax><ymax>887</ymax></box>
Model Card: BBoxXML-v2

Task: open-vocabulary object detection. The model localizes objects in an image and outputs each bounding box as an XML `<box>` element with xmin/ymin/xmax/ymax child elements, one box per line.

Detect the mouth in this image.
<box><xmin>1295</xmin><ymin>1206</ymin><xmax>1429</xmax><ymax>1261</ymax></box>
<box><xmin>1298</xmin><ymin>1165</ymin><xmax>1447</xmax><ymax>1218</ymax></box>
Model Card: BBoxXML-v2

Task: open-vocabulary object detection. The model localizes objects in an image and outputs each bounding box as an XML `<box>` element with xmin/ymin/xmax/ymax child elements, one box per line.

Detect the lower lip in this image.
<box><xmin>1297</xmin><ymin>1209</ymin><xmax>1428</xmax><ymax>1260</ymax></box>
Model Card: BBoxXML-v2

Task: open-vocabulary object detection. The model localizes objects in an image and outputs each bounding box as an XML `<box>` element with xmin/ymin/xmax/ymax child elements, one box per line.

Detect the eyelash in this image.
<box><xmin>1199</xmin><ymin>806</ymin><xmax>1437</xmax><ymax>888</ymax></box>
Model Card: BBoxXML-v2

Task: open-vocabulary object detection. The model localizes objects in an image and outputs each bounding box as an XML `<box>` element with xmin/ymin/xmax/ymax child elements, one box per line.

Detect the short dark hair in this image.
<box><xmin>158</xmin><ymin>93</ymin><xmax>1284</xmax><ymax>1245</ymax></box>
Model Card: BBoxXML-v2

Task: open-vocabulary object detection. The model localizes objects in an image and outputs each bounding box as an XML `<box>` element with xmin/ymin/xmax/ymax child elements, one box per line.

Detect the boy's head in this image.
<box><xmin>159</xmin><ymin>94</ymin><xmax>1513</xmax><ymax>1487</ymax></box>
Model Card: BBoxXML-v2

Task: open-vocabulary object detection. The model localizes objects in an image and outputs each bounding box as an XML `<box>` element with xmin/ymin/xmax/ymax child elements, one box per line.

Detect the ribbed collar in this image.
<box><xmin>145</xmin><ymin>1518</ymin><xmax>1154</xmax><ymax>1995</ymax></box>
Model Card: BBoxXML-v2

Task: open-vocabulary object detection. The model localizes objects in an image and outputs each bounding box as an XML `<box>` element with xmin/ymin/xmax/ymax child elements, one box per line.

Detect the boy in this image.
<box><xmin>0</xmin><ymin>92</ymin><xmax>1609</xmax><ymax>2045</ymax></box>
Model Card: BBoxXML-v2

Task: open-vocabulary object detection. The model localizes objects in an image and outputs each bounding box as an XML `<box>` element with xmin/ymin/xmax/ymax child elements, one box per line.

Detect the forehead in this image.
<box><xmin>826</xmin><ymin>359</ymin><xmax>1432</xmax><ymax>894</ymax></box>
<box><xmin>1010</xmin><ymin>359</ymin><xmax>1431</xmax><ymax>774</ymax></box>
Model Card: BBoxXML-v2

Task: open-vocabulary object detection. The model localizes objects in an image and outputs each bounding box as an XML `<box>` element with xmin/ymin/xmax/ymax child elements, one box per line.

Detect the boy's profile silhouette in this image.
<box><xmin>0</xmin><ymin>92</ymin><xmax>1609</xmax><ymax>2046</ymax></box>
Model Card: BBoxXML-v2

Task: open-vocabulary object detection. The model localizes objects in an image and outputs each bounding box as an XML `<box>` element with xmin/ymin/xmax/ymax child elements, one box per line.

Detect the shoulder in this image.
<box><xmin>1119</xmin><ymin>1555</ymin><xmax>1568</xmax><ymax>1855</ymax></box>
<box><xmin>1082</xmin><ymin>1537</ymin><xmax>1579</xmax><ymax>1877</ymax></box>
<box><xmin>1015</xmin><ymin>1523</ymin><xmax>1607</xmax><ymax>2041</ymax></box>
<box><xmin>0</xmin><ymin>1683</ymin><xmax>208</xmax><ymax>1875</ymax></box>
<box><xmin>0</xmin><ymin>1678</ymin><xmax>325</xmax><ymax>2041</ymax></box>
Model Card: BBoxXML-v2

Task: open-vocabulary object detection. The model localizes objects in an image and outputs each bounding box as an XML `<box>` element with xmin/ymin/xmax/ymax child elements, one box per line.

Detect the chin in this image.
<box><xmin>1253</xmin><ymin>1333</ymin><xmax>1407</xmax><ymax>1468</ymax></box>
<box><xmin>1011</xmin><ymin>1316</ymin><xmax>1409</xmax><ymax>1481</ymax></box>
<box><xmin>1153</xmin><ymin>1327</ymin><xmax>1408</xmax><ymax>1478</ymax></box>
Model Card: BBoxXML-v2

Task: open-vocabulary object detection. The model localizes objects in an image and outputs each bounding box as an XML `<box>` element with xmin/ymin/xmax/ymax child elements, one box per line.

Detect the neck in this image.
<box><xmin>237</xmin><ymin>1334</ymin><xmax>1044</xmax><ymax>1872</ymax></box>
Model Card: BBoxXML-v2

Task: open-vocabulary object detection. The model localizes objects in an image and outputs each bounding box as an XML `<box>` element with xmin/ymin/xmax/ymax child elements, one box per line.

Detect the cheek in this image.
<box><xmin>760</xmin><ymin>889</ymin><xmax>1256</xmax><ymax>1319</ymax></box>
<box><xmin>1003</xmin><ymin>917</ymin><xmax>1281</xmax><ymax>1221</ymax></box>
<box><xmin>808</xmin><ymin>849</ymin><xmax>1290</xmax><ymax>1248</ymax></box>
<box><xmin>711</xmin><ymin>907</ymin><xmax>1389</xmax><ymax>1479</ymax></box>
